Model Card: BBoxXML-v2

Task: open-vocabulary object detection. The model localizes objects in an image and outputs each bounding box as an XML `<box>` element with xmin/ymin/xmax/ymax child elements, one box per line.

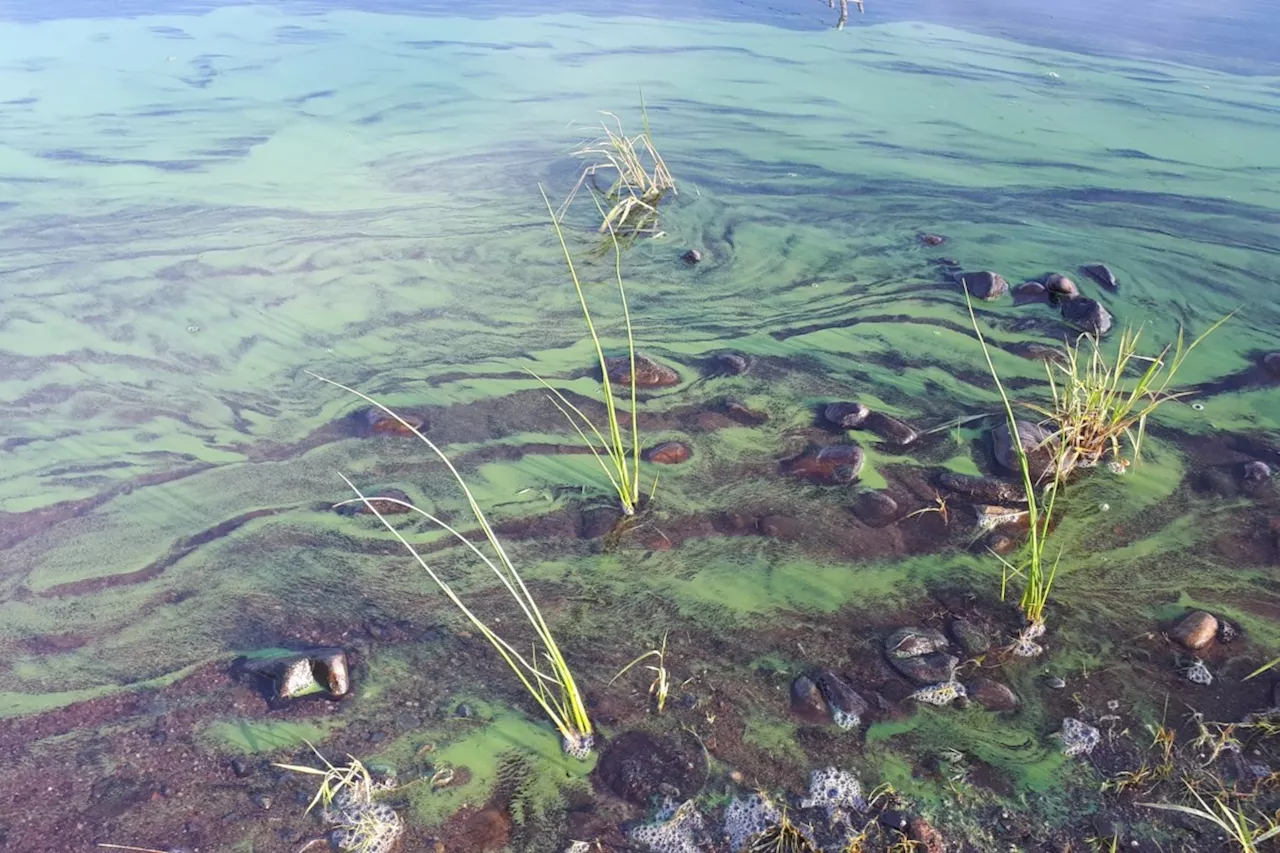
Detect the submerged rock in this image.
<box><xmin>813</xmin><ymin>670</ymin><xmax>870</xmax><ymax>730</ymax></box>
<box><xmin>973</xmin><ymin>504</ymin><xmax>1029</xmax><ymax>531</ymax></box>
<box><xmin>968</xmin><ymin>678</ymin><xmax>1019</xmax><ymax>712</ymax></box>
<box><xmin>891</xmin><ymin>652</ymin><xmax>958</xmax><ymax>686</ymax></box>
<box><xmin>723</xmin><ymin>398</ymin><xmax>768</xmax><ymax>425</ymax></box>
<box><xmin>909</xmin><ymin>680</ymin><xmax>966</xmax><ymax>706</ymax></box>
<box><xmin>644</xmin><ymin>441</ymin><xmax>692</xmax><ymax>465</ymax></box>
<box><xmin>991</xmin><ymin>420</ymin><xmax>1060</xmax><ymax>481</ymax></box>
<box><xmin>789</xmin><ymin>675</ymin><xmax>828</xmax><ymax>723</ymax></box>
<box><xmin>241</xmin><ymin>648</ymin><xmax>350</xmax><ymax>701</ymax></box>
<box><xmin>1043</xmin><ymin>272</ymin><xmax>1079</xmax><ymax>301</ymax></box>
<box><xmin>1013</xmin><ymin>281</ymin><xmax>1048</xmax><ymax>304</ymax></box>
<box><xmin>782</xmin><ymin>444</ymin><xmax>865</xmax><ymax>485</ymax></box>
<box><xmin>908</xmin><ymin>817</ymin><xmax>946</xmax><ymax>853</ymax></box>
<box><xmin>605</xmin><ymin>354</ymin><xmax>681</xmax><ymax>388</ymax></box>
<box><xmin>710</xmin><ymin>352</ymin><xmax>750</xmax><ymax>375</ymax></box>
<box><xmin>935</xmin><ymin>472</ymin><xmax>1027</xmax><ymax>507</ymax></box>
<box><xmin>355</xmin><ymin>407</ymin><xmax>427</xmax><ymax>438</ymax></box>
<box><xmin>1263</xmin><ymin>352</ymin><xmax>1280</xmax><ymax>377</ymax></box>
<box><xmin>594</xmin><ymin>731</ymin><xmax>706</xmax><ymax>806</ymax></box>
<box><xmin>949</xmin><ymin>618</ymin><xmax>991</xmax><ymax>655</ymax></box>
<box><xmin>1170</xmin><ymin>611</ymin><xmax>1218</xmax><ymax>650</ymax></box>
<box><xmin>333</xmin><ymin>488</ymin><xmax>413</xmax><ymax>516</ymax></box>
<box><xmin>852</xmin><ymin>490</ymin><xmax>900</xmax><ymax>527</ymax></box>
<box><xmin>1080</xmin><ymin>262</ymin><xmax>1119</xmax><ymax>291</ymax></box>
<box><xmin>954</xmin><ymin>270</ymin><xmax>1009</xmax><ymax>301</ymax></box>
<box><xmin>886</xmin><ymin>627</ymin><xmax>950</xmax><ymax>659</ymax></box>
<box><xmin>1061</xmin><ymin>296</ymin><xmax>1113</xmax><ymax>335</ymax></box>
<box><xmin>918</xmin><ymin>233</ymin><xmax>947</xmax><ymax>246</ymax></box>
<box><xmin>1010</xmin><ymin>342</ymin><xmax>1066</xmax><ymax>363</ymax></box>
<box><xmin>1243</xmin><ymin>460</ymin><xmax>1273</xmax><ymax>483</ymax></box>
<box><xmin>680</xmin><ymin>249</ymin><xmax>703</xmax><ymax>265</ymax></box>
<box><xmin>864</xmin><ymin>412</ymin><xmax>920</xmax><ymax>446</ymax></box>
<box><xmin>825</xmin><ymin>401</ymin><xmax>871</xmax><ymax>429</ymax></box>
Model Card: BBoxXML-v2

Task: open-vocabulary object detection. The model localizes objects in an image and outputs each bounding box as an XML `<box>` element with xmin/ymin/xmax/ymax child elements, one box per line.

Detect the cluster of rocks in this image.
<box><xmin>823</xmin><ymin>401</ymin><xmax>921</xmax><ymax>446</ymax></box>
<box><xmin>953</xmin><ymin>264</ymin><xmax>1116</xmax><ymax>335</ymax></box>
<box><xmin>236</xmin><ymin>647</ymin><xmax>351</xmax><ymax>702</ymax></box>
<box><xmin>1168</xmin><ymin>609</ymin><xmax>1241</xmax><ymax>686</ymax></box>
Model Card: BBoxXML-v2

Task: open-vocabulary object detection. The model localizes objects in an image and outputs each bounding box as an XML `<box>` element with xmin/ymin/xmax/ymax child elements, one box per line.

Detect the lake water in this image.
<box><xmin>1</xmin><ymin>2</ymin><xmax>1278</xmax><ymax>852</ymax></box>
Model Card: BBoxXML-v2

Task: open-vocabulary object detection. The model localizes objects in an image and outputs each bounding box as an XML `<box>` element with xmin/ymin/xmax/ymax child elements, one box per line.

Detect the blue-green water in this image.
<box><xmin>1</xmin><ymin>2</ymin><xmax>1278</xmax><ymax>852</ymax></box>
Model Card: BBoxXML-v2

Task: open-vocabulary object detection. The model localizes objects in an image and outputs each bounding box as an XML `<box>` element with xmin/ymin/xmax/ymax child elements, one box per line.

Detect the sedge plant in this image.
<box><xmin>559</xmin><ymin>99</ymin><xmax>676</xmax><ymax>236</ymax></box>
<box><xmin>529</xmin><ymin>185</ymin><xmax>652</xmax><ymax>517</ymax></box>
<box><xmin>965</xmin><ymin>289</ymin><xmax>1066</xmax><ymax>652</ymax></box>
<box><xmin>609</xmin><ymin>631</ymin><xmax>672</xmax><ymax>714</ymax></box>
<box><xmin>1141</xmin><ymin>783</ymin><xmax>1280</xmax><ymax>852</ymax></box>
<box><xmin>310</xmin><ymin>373</ymin><xmax>594</xmax><ymax>757</ymax></box>
<box><xmin>1030</xmin><ymin>317</ymin><xmax>1230</xmax><ymax>470</ymax></box>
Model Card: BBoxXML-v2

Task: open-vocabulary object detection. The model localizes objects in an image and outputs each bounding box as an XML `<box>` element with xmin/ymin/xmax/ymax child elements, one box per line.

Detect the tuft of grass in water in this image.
<box><xmin>530</xmin><ymin>185</ymin><xmax>650</xmax><ymax>517</ymax></box>
<box><xmin>746</xmin><ymin>809</ymin><xmax>820</xmax><ymax>853</ymax></box>
<box><xmin>275</xmin><ymin>744</ymin><xmax>403</xmax><ymax>853</ymax></box>
<box><xmin>964</xmin><ymin>290</ymin><xmax>1065</xmax><ymax>642</ymax></box>
<box><xmin>608</xmin><ymin>631</ymin><xmax>671</xmax><ymax>714</ymax></box>
<box><xmin>1141</xmin><ymin>783</ymin><xmax>1280</xmax><ymax>852</ymax></box>
<box><xmin>275</xmin><ymin>743</ymin><xmax>378</xmax><ymax>816</ymax></box>
<box><xmin>1028</xmin><ymin>318</ymin><xmax>1230</xmax><ymax>470</ymax></box>
<box><xmin>310</xmin><ymin>373</ymin><xmax>594</xmax><ymax>756</ymax></box>
<box><xmin>559</xmin><ymin>100</ymin><xmax>676</xmax><ymax>236</ymax></box>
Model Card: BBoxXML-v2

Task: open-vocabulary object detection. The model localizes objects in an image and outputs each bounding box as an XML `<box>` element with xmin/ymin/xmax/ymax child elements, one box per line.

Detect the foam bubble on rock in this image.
<box><xmin>629</xmin><ymin>799</ymin><xmax>709</xmax><ymax>853</ymax></box>
<box><xmin>800</xmin><ymin>767</ymin><xmax>866</xmax><ymax>818</ymax></box>
<box><xmin>724</xmin><ymin>793</ymin><xmax>781</xmax><ymax>852</ymax></box>
<box><xmin>909</xmin><ymin>680</ymin><xmax>967</xmax><ymax>706</ymax></box>
<box><xmin>1184</xmin><ymin>658</ymin><xmax>1213</xmax><ymax>685</ymax></box>
<box><xmin>1056</xmin><ymin>717</ymin><xmax>1101</xmax><ymax>757</ymax></box>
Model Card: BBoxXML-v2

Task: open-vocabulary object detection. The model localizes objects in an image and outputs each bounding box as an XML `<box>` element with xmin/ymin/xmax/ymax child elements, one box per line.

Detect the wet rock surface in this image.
<box><xmin>237</xmin><ymin>648</ymin><xmax>351</xmax><ymax>701</ymax></box>
<box><xmin>709</xmin><ymin>351</ymin><xmax>750</xmax><ymax>375</ymax></box>
<box><xmin>1170</xmin><ymin>611</ymin><xmax>1219</xmax><ymax>650</ymax></box>
<box><xmin>824</xmin><ymin>401</ymin><xmax>871</xmax><ymax>429</ymax></box>
<box><xmin>593</xmin><ymin>730</ymin><xmax>706</xmax><ymax>806</ymax></box>
<box><xmin>954</xmin><ymin>270</ymin><xmax>1009</xmax><ymax>300</ymax></box>
<box><xmin>1043</xmin><ymin>272</ymin><xmax>1079</xmax><ymax>301</ymax></box>
<box><xmin>864</xmin><ymin>412</ymin><xmax>920</xmax><ymax>446</ymax></box>
<box><xmin>605</xmin><ymin>354</ymin><xmax>681</xmax><ymax>388</ymax></box>
<box><xmin>1012</xmin><ymin>281</ymin><xmax>1048</xmax><ymax>304</ymax></box>
<box><xmin>1061</xmin><ymin>296</ymin><xmax>1114</xmax><ymax>335</ymax></box>
<box><xmin>813</xmin><ymin>670</ymin><xmax>869</xmax><ymax>726</ymax></box>
<box><xmin>935</xmin><ymin>472</ymin><xmax>1027</xmax><ymax>507</ymax></box>
<box><xmin>886</xmin><ymin>627</ymin><xmax>950</xmax><ymax>659</ymax></box>
<box><xmin>852</xmin><ymin>490</ymin><xmax>900</xmax><ymax>527</ymax></box>
<box><xmin>992</xmin><ymin>420</ymin><xmax>1059</xmax><ymax>481</ymax></box>
<box><xmin>1080</xmin><ymin>262</ymin><xmax>1119</xmax><ymax>291</ymax></box>
<box><xmin>353</xmin><ymin>407</ymin><xmax>427</xmax><ymax>438</ymax></box>
<box><xmin>644</xmin><ymin>441</ymin><xmax>692</xmax><ymax>464</ymax></box>
<box><xmin>333</xmin><ymin>488</ymin><xmax>413</xmax><ymax>516</ymax></box>
<box><xmin>949</xmin><ymin>618</ymin><xmax>991</xmax><ymax>655</ymax></box>
<box><xmin>782</xmin><ymin>444</ymin><xmax>865</xmax><ymax>484</ymax></box>
<box><xmin>723</xmin><ymin>398</ymin><xmax>768</xmax><ymax>425</ymax></box>
<box><xmin>968</xmin><ymin>677</ymin><xmax>1019</xmax><ymax>711</ymax></box>
<box><xmin>680</xmin><ymin>248</ymin><xmax>702</xmax><ymax>265</ymax></box>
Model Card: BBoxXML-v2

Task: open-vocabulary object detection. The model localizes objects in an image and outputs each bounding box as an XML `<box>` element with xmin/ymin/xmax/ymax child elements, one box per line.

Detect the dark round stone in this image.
<box><xmin>1080</xmin><ymin>263</ymin><xmax>1119</xmax><ymax>291</ymax></box>
<box><xmin>680</xmin><ymin>249</ymin><xmax>702</xmax><ymax>265</ymax></box>
<box><xmin>230</xmin><ymin>759</ymin><xmax>252</xmax><ymax>778</ymax></box>
<box><xmin>918</xmin><ymin>233</ymin><xmax>946</xmax><ymax>246</ymax></box>
<box><xmin>455</xmin><ymin>703</ymin><xmax>475</xmax><ymax>718</ymax></box>
<box><xmin>880</xmin><ymin>810</ymin><xmax>909</xmax><ymax>831</ymax></box>
<box><xmin>1061</xmin><ymin>297</ymin><xmax>1114</xmax><ymax>335</ymax></box>
<box><xmin>825</xmin><ymin>401</ymin><xmax>871</xmax><ymax>429</ymax></box>
<box><xmin>852</xmin><ymin>490</ymin><xmax>899</xmax><ymax>527</ymax></box>
<box><xmin>1243</xmin><ymin>460</ymin><xmax>1272</xmax><ymax>482</ymax></box>
<box><xmin>711</xmin><ymin>352</ymin><xmax>749</xmax><ymax>375</ymax></box>
<box><xmin>1043</xmin><ymin>273</ymin><xmax>1079</xmax><ymax>300</ymax></box>
<box><xmin>790</xmin><ymin>675</ymin><xmax>828</xmax><ymax>723</ymax></box>
<box><xmin>955</xmin><ymin>270</ymin><xmax>1009</xmax><ymax>300</ymax></box>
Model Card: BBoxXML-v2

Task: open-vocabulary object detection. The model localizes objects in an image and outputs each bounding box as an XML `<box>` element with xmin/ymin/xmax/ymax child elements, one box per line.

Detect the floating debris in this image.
<box><xmin>1183</xmin><ymin>658</ymin><xmax>1213</xmax><ymax>685</ymax></box>
<box><xmin>724</xmin><ymin>793</ymin><xmax>782</xmax><ymax>852</ymax></box>
<box><xmin>1056</xmin><ymin>718</ymin><xmax>1101</xmax><ymax>757</ymax></box>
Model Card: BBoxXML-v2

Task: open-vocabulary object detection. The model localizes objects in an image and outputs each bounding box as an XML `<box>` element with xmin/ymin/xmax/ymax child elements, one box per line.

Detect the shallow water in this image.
<box><xmin>1</xmin><ymin>2</ymin><xmax>1279</xmax><ymax>851</ymax></box>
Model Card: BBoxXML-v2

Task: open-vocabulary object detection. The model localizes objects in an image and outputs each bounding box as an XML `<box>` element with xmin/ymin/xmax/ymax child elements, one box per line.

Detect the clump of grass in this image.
<box><xmin>311</xmin><ymin>373</ymin><xmax>594</xmax><ymax>757</ymax></box>
<box><xmin>274</xmin><ymin>745</ymin><xmax>404</xmax><ymax>853</ymax></box>
<box><xmin>530</xmin><ymin>185</ymin><xmax>651</xmax><ymax>517</ymax></box>
<box><xmin>1030</xmin><ymin>318</ymin><xmax>1230</xmax><ymax>470</ymax></box>
<box><xmin>609</xmin><ymin>631</ymin><xmax>672</xmax><ymax>714</ymax></box>
<box><xmin>965</xmin><ymin>290</ymin><xmax>1066</xmax><ymax>651</ymax></box>
<box><xmin>559</xmin><ymin>100</ymin><xmax>675</xmax><ymax>236</ymax></box>
<box><xmin>1141</xmin><ymin>783</ymin><xmax>1280</xmax><ymax>852</ymax></box>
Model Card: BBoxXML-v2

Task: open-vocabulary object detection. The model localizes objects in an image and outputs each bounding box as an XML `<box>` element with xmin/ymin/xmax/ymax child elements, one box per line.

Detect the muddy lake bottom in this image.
<box><xmin>3</xmin><ymin>3</ymin><xmax>1280</xmax><ymax>852</ymax></box>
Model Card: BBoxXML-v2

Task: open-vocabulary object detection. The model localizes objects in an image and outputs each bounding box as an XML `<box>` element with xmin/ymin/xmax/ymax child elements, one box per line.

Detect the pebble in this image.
<box><xmin>1170</xmin><ymin>611</ymin><xmax>1219</xmax><ymax>651</ymax></box>
<box><xmin>251</xmin><ymin>793</ymin><xmax>272</xmax><ymax>811</ymax></box>
<box><xmin>455</xmin><ymin>703</ymin><xmax>475</xmax><ymax>718</ymax></box>
<box><xmin>231</xmin><ymin>758</ymin><xmax>252</xmax><ymax>778</ymax></box>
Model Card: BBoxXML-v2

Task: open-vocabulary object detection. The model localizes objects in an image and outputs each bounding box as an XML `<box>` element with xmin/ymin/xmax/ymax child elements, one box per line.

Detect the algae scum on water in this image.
<box><xmin>0</xmin><ymin>3</ymin><xmax>1279</xmax><ymax>853</ymax></box>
